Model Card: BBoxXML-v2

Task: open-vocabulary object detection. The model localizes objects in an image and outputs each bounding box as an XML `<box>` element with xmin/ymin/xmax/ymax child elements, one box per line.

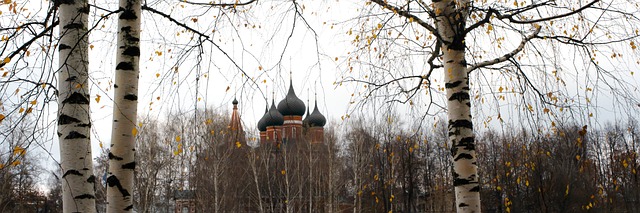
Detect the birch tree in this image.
<box><xmin>107</xmin><ymin>0</ymin><xmax>141</xmax><ymax>212</ymax></box>
<box><xmin>338</xmin><ymin>0</ymin><xmax>640</xmax><ymax>212</ymax></box>
<box><xmin>56</xmin><ymin>0</ymin><xmax>96</xmax><ymax>211</ymax></box>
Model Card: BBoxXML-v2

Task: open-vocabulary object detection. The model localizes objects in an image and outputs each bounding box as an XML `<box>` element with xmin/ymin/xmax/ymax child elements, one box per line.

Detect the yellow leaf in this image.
<box><xmin>3</xmin><ymin>0</ymin><xmax>10</xmax><ymax>4</ymax></box>
<box><xmin>19</xmin><ymin>108</ymin><xmax>24</xmax><ymax>113</ymax></box>
<box><xmin>575</xmin><ymin>155</ymin><xmax>581</xmax><ymax>160</ymax></box>
<box><xmin>498</xmin><ymin>86</ymin><xmax>504</xmax><ymax>92</ymax></box>
<box><xmin>13</xmin><ymin>146</ymin><xmax>25</xmax><ymax>155</ymax></box>
<box><xmin>2</xmin><ymin>71</ymin><xmax>7</xmax><ymax>77</ymax></box>
<box><xmin>90</xmin><ymin>44</ymin><xmax>94</xmax><ymax>50</ymax></box>
<box><xmin>95</xmin><ymin>95</ymin><xmax>101</xmax><ymax>103</ymax></box>
<box><xmin>30</xmin><ymin>100</ymin><xmax>37</xmax><ymax>105</ymax></box>
<box><xmin>3</xmin><ymin>57</ymin><xmax>10</xmax><ymax>64</ymax></box>
<box><xmin>132</xmin><ymin>127</ymin><xmax>138</xmax><ymax>136</ymax></box>
<box><xmin>235</xmin><ymin>141</ymin><xmax>242</xmax><ymax>148</ymax></box>
<box><xmin>0</xmin><ymin>114</ymin><xmax>4</xmax><ymax>123</ymax></box>
<box><xmin>99</xmin><ymin>142</ymin><xmax>103</xmax><ymax>148</ymax></box>
<box><xmin>176</xmin><ymin>135</ymin><xmax>181</xmax><ymax>142</ymax></box>
<box><xmin>11</xmin><ymin>160</ymin><xmax>20</xmax><ymax>166</ymax></box>
<box><xmin>0</xmin><ymin>163</ymin><xmax>4</xmax><ymax>169</ymax></box>
<box><xmin>281</xmin><ymin>170</ymin><xmax>286</xmax><ymax>175</ymax></box>
<box><xmin>565</xmin><ymin>185</ymin><xmax>570</xmax><ymax>196</ymax></box>
<box><xmin>496</xmin><ymin>186</ymin><xmax>502</xmax><ymax>191</ymax></box>
<box><xmin>156</xmin><ymin>73</ymin><xmax>160</xmax><ymax>78</ymax></box>
<box><xmin>258</xmin><ymin>66</ymin><xmax>263</xmax><ymax>70</ymax></box>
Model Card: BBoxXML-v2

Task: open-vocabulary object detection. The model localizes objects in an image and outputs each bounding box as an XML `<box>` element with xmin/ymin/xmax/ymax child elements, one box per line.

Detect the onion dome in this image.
<box><xmin>307</xmin><ymin>100</ymin><xmax>326</xmax><ymax>127</ymax></box>
<box><xmin>264</xmin><ymin>100</ymin><xmax>284</xmax><ymax>127</ymax></box>
<box><xmin>232</xmin><ymin>97</ymin><xmax>238</xmax><ymax>105</ymax></box>
<box><xmin>277</xmin><ymin>81</ymin><xmax>306</xmax><ymax>116</ymax></box>
<box><xmin>257</xmin><ymin>106</ymin><xmax>268</xmax><ymax>131</ymax></box>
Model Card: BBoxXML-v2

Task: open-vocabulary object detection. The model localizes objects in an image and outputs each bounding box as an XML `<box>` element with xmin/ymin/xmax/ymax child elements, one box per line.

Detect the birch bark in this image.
<box><xmin>434</xmin><ymin>0</ymin><xmax>481</xmax><ymax>212</ymax></box>
<box><xmin>57</xmin><ymin>0</ymin><xmax>96</xmax><ymax>212</ymax></box>
<box><xmin>107</xmin><ymin>0</ymin><xmax>141</xmax><ymax>212</ymax></box>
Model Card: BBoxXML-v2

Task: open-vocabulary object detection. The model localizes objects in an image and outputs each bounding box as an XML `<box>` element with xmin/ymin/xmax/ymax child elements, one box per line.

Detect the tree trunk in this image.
<box><xmin>57</xmin><ymin>0</ymin><xmax>96</xmax><ymax>211</ymax></box>
<box><xmin>433</xmin><ymin>0</ymin><xmax>481</xmax><ymax>212</ymax></box>
<box><xmin>107</xmin><ymin>0</ymin><xmax>141</xmax><ymax>212</ymax></box>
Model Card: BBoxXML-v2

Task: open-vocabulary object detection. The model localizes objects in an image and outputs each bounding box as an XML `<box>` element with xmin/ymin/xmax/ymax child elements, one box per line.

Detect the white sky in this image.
<box><xmin>1</xmin><ymin>0</ymin><xmax>639</xmax><ymax>185</ymax></box>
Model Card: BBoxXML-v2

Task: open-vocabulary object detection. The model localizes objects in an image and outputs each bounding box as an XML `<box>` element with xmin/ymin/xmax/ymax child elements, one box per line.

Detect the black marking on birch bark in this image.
<box><xmin>77</xmin><ymin>122</ymin><xmax>91</xmax><ymax>127</ymax></box>
<box><xmin>62</xmin><ymin>170</ymin><xmax>82</xmax><ymax>178</ymax></box>
<box><xmin>124</xmin><ymin>94</ymin><xmax>138</xmax><ymax>101</ymax></box>
<box><xmin>114</xmin><ymin>84</ymin><xmax>119</xmax><ymax>88</ymax></box>
<box><xmin>120</xmin><ymin>8</ymin><xmax>138</xmax><ymax>20</ymax></box>
<box><xmin>62</xmin><ymin>92</ymin><xmax>89</xmax><ymax>104</ymax></box>
<box><xmin>59</xmin><ymin>44</ymin><xmax>72</xmax><ymax>51</ymax></box>
<box><xmin>106</xmin><ymin>175</ymin><xmax>131</xmax><ymax>197</ymax></box>
<box><xmin>57</xmin><ymin>132</ymin><xmax>62</xmax><ymax>137</ymax></box>
<box><xmin>459</xmin><ymin>203</ymin><xmax>469</xmax><ymax>207</ymax></box>
<box><xmin>445</xmin><ymin>81</ymin><xmax>462</xmax><ymax>88</ymax></box>
<box><xmin>55</xmin><ymin>0</ymin><xmax>76</xmax><ymax>5</ymax></box>
<box><xmin>446</xmin><ymin>60</ymin><xmax>454</xmax><ymax>63</ymax></box>
<box><xmin>65</xmin><ymin>76</ymin><xmax>77</xmax><ymax>81</ymax></box>
<box><xmin>453</xmin><ymin>177</ymin><xmax>471</xmax><ymax>186</ymax></box>
<box><xmin>64</xmin><ymin>23</ymin><xmax>84</xmax><ymax>30</ymax></box>
<box><xmin>449</xmin><ymin>119</ymin><xmax>473</xmax><ymax>129</ymax></box>
<box><xmin>78</xmin><ymin>6</ymin><xmax>90</xmax><ymax>14</ymax></box>
<box><xmin>458</xmin><ymin>137</ymin><xmax>476</xmax><ymax>150</ymax></box>
<box><xmin>65</xmin><ymin>131</ymin><xmax>88</xmax><ymax>139</ymax></box>
<box><xmin>122</xmin><ymin>161</ymin><xmax>136</xmax><ymax>170</ymax></box>
<box><xmin>87</xmin><ymin>175</ymin><xmax>96</xmax><ymax>183</ymax></box>
<box><xmin>116</xmin><ymin>62</ymin><xmax>134</xmax><ymax>70</ymax></box>
<box><xmin>460</xmin><ymin>59</ymin><xmax>467</xmax><ymax>66</ymax></box>
<box><xmin>121</xmin><ymin>26</ymin><xmax>132</xmax><ymax>32</ymax></box>
<box><xmin>74</xmin><ymin>194</ymin><xmax>96</xmax><ymax>199</ymax></box>
<box><xmin>124</xmin><ymin>205</ymin><xmax>134</xmax><ymax>211</ymax></box>
<box><xmin>454</xmin><ymin>153</ymin><xmax>473</xmax><ymax>161</ymax></box>
<box><xmin>122</xmin><ymin>46</ymin><xmax>140</xmax><ymax>56</ymax></box>
<box><xmin>58</xmin><ymin>114</ymin><xmax>81</xmax><ymax>125</ymax></box>
<box><xmin>462</xmin><ymin>86</ymin><xmax>470</xmax><ymax>90</ymax></box>
<box><xmin>470</xmin><ymin>186</ymin><xmax>480</xmax><ymax>192</ymax></box>
<box><xmin>109</xmin><ymin>152</ymin><xmax>124</xmax><ymax>161</ymax></box>
<box><xmin>448</xmin><ymin>91</ymin><xmax>470</xmax><ymax>102</ymax></box>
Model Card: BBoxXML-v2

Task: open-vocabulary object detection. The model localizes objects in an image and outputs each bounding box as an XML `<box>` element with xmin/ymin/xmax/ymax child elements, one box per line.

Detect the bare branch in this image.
<box><xmin>467</xmin><ymin>26</ymin><xmax>540</xmax><ymax>73</ymax></box>
<box><xmin>183</xmin><ymin>0</ymin><xmax>257</xmax><ymax>7</ymax></box>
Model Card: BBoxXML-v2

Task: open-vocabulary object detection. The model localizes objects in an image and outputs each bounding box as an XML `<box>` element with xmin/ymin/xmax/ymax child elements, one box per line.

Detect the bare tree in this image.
<box><xmin>56</xmin><ymin>0</ymin><xmax>96</xmax><ymax>211</ymax></box>
<box><xmin>338</xmin><ymin>1</ymin><xmax>640</xmax><ymax>211</ymax></box>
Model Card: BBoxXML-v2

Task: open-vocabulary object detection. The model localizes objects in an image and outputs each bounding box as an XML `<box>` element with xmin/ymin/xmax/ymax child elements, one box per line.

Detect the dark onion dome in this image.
<box><xmin>307</xmin><ymin>100</ymin><xmax>326</xmax><ymax>127</ymax></box>
<box><xmin>232</xmin><ymin>97</ymin><xmax>238</xmax><ymax>105</ymax></box>
<box><xmin>263</xmin><ymin>100</ymin><xmax>284</xmax><ymax>127</ymax></box>
<box><xmin>277</xmin><ymin>81</ymin><xmax>306</xmax><ymax>116</ymax></box>
<box><xmin>257</xmin><ymin>106</ymin><xmax>268</xmax><ymax>131</ymax></box>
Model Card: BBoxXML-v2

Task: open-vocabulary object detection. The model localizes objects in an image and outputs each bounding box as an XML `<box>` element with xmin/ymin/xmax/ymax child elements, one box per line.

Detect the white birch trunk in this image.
<box><xmin>107</xmin><ymin>0</ymin><xmax>141</xmax><ymax>212</ymax></box>
<box><xmin>433</xmin><ymin>0</ymin><xmax>481</xmax><ymax>212</ymax></box>
<box><xmin>57</xmin><ymin>0</ymin><xmax>97</xmax><ymax>212</ymax></box>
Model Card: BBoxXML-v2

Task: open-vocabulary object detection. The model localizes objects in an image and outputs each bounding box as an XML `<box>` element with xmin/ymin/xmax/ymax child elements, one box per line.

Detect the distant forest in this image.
<box><xmin>2</xmin><ymin>109</ymin><xmax>639</xmax><ymax>213</ymax></box>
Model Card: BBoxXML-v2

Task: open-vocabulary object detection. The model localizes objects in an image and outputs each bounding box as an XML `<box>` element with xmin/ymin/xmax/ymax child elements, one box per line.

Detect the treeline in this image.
<box><xmin>1</xmin><ymin>110</ymin><xmax>639</xmax><ymax>212</ymax></box>
<box><xmin>122</xmin><ymin>109</ymin><xmax>639</xmax><ymax>213</ymax></box>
